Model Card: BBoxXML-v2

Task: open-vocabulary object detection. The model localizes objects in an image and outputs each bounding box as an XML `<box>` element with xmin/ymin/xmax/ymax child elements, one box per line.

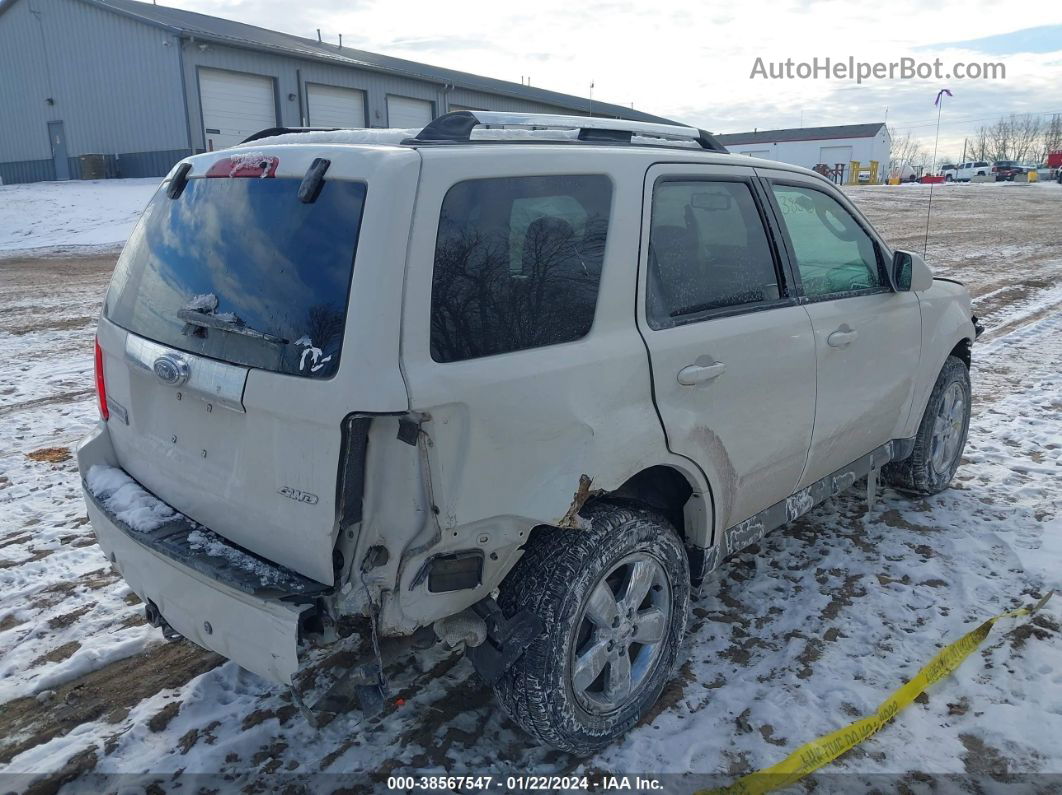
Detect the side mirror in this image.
<box><xmin>891</xmin><ymin>249</ymin><xmax>934</xmax><ymax>292</ymax></box>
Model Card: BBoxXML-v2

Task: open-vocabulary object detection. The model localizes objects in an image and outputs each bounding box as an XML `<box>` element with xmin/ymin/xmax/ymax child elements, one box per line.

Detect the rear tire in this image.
<box><xmin>492</xmin><ymin>503</ymin><xmax>689</xmax><ymax>755</ymax></box>
<box><xmin>884</xmin><ymin>355</ymin><xmax>971</xmax><ymax>495</ymax></box>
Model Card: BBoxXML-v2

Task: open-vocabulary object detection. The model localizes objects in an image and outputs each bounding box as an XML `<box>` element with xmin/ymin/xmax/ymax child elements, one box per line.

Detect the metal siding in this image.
<box><xmin>0</xmin><ymin>0</ymin><xmax>60</xmax><ymax>161</ymax></box>
<box><xmin>0</xmin><ymin>159</ymin><xmax>56</xmax><ymax>184</ymax></box>
<box><xmin>179</xmin><ymin>43</ymin><xmax>618</xmax><ymax>147</ymax></box>
<box><xmin>114</xmin><ymin>148</ymin><xmax>191</xmax><ymax>177</ymax></box>
<box><xmin>182</xmin><ymin>43</ymin><xmax>476</xmax><ymax>142</ymax></box>
<box><xmin>0</xmin><ymin>0</ymin><xmax>187</xmax><ymax>167</ymax></box>
<box><xmin>445</xmin><ymin>87</ymin><xmax>589</xmax><ymax>116</ymax></box>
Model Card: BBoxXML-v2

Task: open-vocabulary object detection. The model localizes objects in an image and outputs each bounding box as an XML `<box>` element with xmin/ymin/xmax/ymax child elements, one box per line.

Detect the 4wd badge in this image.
<box><xmin>278</xmin><ymin>486</ymin><xmax>319</xmax><ymax>505</ymax></box>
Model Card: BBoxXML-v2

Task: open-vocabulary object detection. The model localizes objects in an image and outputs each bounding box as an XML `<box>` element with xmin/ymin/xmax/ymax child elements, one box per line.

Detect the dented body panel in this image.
<box><xmin>80</xmin><ymin>127</ymin><xmax>977</xmax><ymax>686</ymax></box>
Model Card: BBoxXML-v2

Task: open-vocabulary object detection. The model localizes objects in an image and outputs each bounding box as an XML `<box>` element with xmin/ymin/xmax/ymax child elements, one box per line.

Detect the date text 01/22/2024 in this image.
<box><xmin>386</xmin><ymin>775</ymin><xmax>665</xmax><ymax>791</ymax></box>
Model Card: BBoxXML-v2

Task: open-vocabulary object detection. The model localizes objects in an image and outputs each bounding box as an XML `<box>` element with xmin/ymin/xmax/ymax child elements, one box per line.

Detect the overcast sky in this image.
<box><xmin>175</xmin><ymin>0</ymin><xmax>1062</xmax><ymax>160</ymax></box>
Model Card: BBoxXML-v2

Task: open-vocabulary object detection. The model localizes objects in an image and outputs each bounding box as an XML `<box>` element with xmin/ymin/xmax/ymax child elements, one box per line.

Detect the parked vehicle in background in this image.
<box><xmin>78</xmin><ymin>111</ymin><xmax>979</xmax><ymax>754</ymax></box>
<box><xmin>991</xmin><ymin>160</ymin><xmax>1025</xmax><ymax>181</ymax></box>
<box><xmin>955</xmin><ymin>161</ymin><xmax>991</xmax><ymax>181</ymax></box>
<box><xmin>1047</xmin><ymin>150</ymin><xmax>1062</xmax><ymax>183</ymax></box>
<box><xmin>890</xmin><ymin>163</ymin><xmax>918</xmax><ymax>183</ymax></box>
<box><xmin>940</xmin><ymin>163</ymin><xmax>957</xmax><ymax>181</ymax></box>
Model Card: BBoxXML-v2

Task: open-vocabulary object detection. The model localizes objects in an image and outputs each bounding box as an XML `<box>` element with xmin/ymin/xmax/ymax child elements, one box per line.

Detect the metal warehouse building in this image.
<box><xmin>716</xmin><ymin>123</ymin><xmax>891</xmax><ymax>180</ymax></box>
<box><xmin>0</xmin><ymin>0</ymin><xmax>673</xmax><ymax>184</ymax></box>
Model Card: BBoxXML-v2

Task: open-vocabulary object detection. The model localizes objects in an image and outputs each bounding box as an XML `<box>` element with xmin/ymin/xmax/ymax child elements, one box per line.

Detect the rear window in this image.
<box><xmin>430</xmin><ymin>174</ymin><xmax>612</xmax><ymax>363</ymax></box>
<box><xmin>105</xmin><ymin>177</ymin><xmax>366</xmax><ymax>378</ymax></box>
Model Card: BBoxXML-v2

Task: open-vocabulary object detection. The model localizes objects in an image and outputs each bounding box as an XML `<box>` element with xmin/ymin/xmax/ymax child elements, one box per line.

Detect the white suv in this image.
<box><xmin>78</xmin><ymin>112</ymin><xmax>979</xmax><ymax>754</ymax></box>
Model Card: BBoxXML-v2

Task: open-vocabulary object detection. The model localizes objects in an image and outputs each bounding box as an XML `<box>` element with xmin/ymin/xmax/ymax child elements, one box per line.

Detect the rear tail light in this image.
<box><xmin>94</xmin><ymin>337</ymin><xmax>109</xmax><ymax>421</ymax></box>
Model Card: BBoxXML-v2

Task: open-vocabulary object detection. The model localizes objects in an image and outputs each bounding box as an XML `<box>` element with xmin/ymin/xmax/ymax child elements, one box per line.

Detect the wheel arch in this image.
<box><xmin>949</xmin><ymin>336</ymin><xmax>972</xmax><ymax>369</ymax></box>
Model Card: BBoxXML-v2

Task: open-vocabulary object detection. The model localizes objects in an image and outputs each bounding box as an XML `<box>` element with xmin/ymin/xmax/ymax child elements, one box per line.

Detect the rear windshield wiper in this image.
<box><xmin>177</xmin><ymin>308</ymin><xmax>288</xmax><ymax>345</ymax></box>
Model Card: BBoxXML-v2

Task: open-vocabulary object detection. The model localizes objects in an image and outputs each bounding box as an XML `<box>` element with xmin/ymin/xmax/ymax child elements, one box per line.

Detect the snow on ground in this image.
<box><xmin>0</xmin><ymin>181</ymin><xmax>1059</xmax><ymax>792</ymax></box>
<box><xmin>0</xmin><ymin>178</ymin><xmax>158</xmax><ymax>256</ymax></box>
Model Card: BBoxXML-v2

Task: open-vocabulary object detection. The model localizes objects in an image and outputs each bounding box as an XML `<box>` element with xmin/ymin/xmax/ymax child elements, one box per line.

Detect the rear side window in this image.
<box><xmin>106</xmin><ymin>177</ymin><xmax>366</xmax><ymax>378</ymax></box>
<box><xmin>647</xmin><ymin>180</ymin><xmax>781</xmax><ymax>329</ymax></box>
<box><xmin>770</xmin><ymin>184</ymin><xmax>882</xmax><ymax>298</ymax></box>
<box><xmin>430</xmin><ymin>175</ymin><xmax>612</xmax><ymax>363</ymax></box>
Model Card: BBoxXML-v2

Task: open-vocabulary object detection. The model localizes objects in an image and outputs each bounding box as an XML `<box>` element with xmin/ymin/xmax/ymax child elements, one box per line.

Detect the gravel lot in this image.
<box><xmin>1</xmin><ymin>180</ymin><xmax>1060</xmax><ymax>792</ymax></box>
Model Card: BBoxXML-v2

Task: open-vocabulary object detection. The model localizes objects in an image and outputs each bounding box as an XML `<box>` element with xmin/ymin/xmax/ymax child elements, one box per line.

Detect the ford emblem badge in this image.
<box><xmin>153</xmin><ymin>353</ymin><xmax>190</xmax><ymax>387</ymax></box>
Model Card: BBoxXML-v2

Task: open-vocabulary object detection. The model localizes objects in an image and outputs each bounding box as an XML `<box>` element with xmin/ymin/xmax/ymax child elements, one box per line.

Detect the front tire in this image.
<box><xmin>884</xmin><ymin>355</ymin><xmax>971</xmax><ymax>494</ymax></box>
<box><xmin>492</xmin><ymin>504</ymin><xmax>689</xmax><ymax>755</ymax></box>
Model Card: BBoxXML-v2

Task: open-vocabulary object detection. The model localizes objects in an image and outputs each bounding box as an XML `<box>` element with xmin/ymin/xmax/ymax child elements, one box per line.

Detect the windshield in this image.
<box><xmin>105</xmin><ymin>177</ymin><xmax>367</xmax><ymax>378</ymax></box>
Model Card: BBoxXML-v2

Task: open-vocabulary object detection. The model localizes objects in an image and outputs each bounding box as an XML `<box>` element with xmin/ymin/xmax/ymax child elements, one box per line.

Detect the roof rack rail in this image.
<box><xmin>241</xmin><ymin>126</ymin><xmax>338</xmax><ymax>144</ymax></box>
<box><xmin>406</xmin><ymin>111</ymin><xmax>728</xmax><ymax>153</ymax></box>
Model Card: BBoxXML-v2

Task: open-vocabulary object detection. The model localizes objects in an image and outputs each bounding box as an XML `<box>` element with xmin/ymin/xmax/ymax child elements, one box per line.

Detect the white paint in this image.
<box><xmin>198</xmin><ymin>68</ymin><xmax>277</xmax><ymax>151</ymax></box>
<box><xmin>724</xmin><ymin>128</ymin><xmax>891</xmax><ymax>176</ymax></box>
<box><xmin>306</xmin><ymin>83</ymin><xmax>366</xmax><ymax>129</ymax></box>
<box><xmin>386</xmin><ymin>95</ymin><xmax>433</xmax><ymax>128</ymax></box>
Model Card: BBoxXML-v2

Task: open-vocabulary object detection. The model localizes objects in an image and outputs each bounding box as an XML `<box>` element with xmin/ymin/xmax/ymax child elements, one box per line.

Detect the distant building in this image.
<box><xmin>0</xmin><ymin>0</ymin><xmax>674</xmax><ymax>184</ymax></box>
<box><xmin>716</xmin><ymin>123</ymin><xmax>891</xmax><ymax>181</ymax></box>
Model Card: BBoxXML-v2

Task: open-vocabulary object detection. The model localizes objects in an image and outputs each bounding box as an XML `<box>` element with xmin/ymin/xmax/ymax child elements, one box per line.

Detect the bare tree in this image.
<box><xmin>1040</xmin><ymin>114</ymin><xmax>1062</xmax><ymax>163</ymax></box>
<box><xmin>888</xmin><ymin>126</ymin><xmax>925</xmax><ymax>173</ymax></box>
<box><xmin>1010</xmin><ymin>114</ymin><xmax>1043</xmax><ymax>163</ymax></box>
<box><xmin>987</xmin><ymin>117</ymin><xmax>1013</xmax><ymax>160</ymax></box>
<box><xmin>973</xmin><ymin>125</ymin><xmax>990</xmax><ymax>160</ymax></box>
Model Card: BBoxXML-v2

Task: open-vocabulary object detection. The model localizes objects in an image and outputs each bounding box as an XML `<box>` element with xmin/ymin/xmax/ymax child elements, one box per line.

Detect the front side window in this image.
<box><xmin>430</xmin><ymin>175</ymin><xmax>612</xmax><ymax>363</ymax></box>
<box><xmin>770</xmin><ymin>184</ymin><xmax>883</xmax><ymax>298</ymax></box>
<box><xmin>646</xmin><ymin>180</ymin><xmax>781</xmax><ymax>329</ymax></box>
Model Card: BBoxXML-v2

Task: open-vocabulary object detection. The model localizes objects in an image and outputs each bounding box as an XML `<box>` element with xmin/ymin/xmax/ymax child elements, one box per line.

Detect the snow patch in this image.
<box><xmin>183</xmin><ymin>293</ymin><xmax>219</xmax><ymax>313</ymax></box>
<box><xmin>234</xmin><ymin>126</ymin><xmax>700</xmax><ymax>149</ymax></box>
<box><xmin>225</xmin><ymin>151</ymin><xmax>273</xmax><ymax>177</ymax></box>
<box><xmin>0</xmin><ymin>178</ymin><xmax>158</xmax><ymax>255</ymax></box>
<box><xmin>235</xmin><ymin>128</ymin><xmax>419</xmax><ymax>147</ymax></box>
<box><xmin>85</xmin><ymin>465</ymin><xmax>178</xmax><ymax>533</ymax></box>
<box><xmin>186</xmin><ymin>530</ymin><xmax>284</xmax><ymax>587</ymax></box>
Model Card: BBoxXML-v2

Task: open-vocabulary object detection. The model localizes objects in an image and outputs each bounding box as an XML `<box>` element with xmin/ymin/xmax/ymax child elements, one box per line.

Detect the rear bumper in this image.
<box><xmin>77</xmin><ymin>423</ymin><xmax>318</xmax><ymax>685</ymax></box>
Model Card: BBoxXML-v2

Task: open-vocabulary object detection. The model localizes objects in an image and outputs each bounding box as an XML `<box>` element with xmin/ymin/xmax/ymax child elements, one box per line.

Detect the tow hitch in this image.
<box><xmin>144</xmin><ymin>600</ymin><xmax>183</xmax><ymax>642</ymax></box>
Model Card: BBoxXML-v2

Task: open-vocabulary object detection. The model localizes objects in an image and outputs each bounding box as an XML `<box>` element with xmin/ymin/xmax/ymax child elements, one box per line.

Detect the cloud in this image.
<box><xmin>919</xmin><ymin>25</ymin><xmax>1062</xmax><ymax>56</ymax></box>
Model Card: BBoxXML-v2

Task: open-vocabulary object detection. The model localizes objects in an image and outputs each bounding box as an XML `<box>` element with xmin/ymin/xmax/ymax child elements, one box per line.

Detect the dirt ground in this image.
<box><xmin>0</xmin><ymin>181</ymin><xmax>1060</xmax><ymax>792</ymax></box>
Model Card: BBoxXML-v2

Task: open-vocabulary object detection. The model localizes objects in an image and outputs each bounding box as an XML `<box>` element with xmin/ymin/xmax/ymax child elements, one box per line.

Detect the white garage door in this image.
<box><xmin>199</xmin><ymin>68</ymin><xmax>277</xmax><ymax>151</ymax></box>
<box><xmin>387</xmin><ymin>95</ymin><xmax>433</xmax><ymax>128</ymax></box>
<box><xmin>307</xmin><ymin>84</ymin><xmax>366</xmax><ymax>128</ymax></box>
<box><xmin>819</xmin><ymin>145</ymin><xmax>853</xmax><ymax>167</ymax></box>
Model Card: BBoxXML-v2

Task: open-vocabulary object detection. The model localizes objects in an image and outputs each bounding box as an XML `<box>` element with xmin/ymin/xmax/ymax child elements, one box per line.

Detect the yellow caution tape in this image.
<box><xmin>700</xmin><ymin>590</ymin><xmax>1055</xmax><ymax>795</ymax></box>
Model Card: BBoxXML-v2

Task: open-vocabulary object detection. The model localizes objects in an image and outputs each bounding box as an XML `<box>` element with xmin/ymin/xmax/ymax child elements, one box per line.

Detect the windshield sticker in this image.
<box><xmin>295</xmin><ymin>336</ymin><xmax>333</xmax><ymax>373</ymax></box>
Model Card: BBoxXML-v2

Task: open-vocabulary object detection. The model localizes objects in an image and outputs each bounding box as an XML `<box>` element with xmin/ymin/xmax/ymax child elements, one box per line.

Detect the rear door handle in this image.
<box><xmin>827</xmin><ymin>326</ymin><xmax>858</xmax><ymax>347</ymax></box>
<box><xmin>677</xmin><ymin>362</ymin><xmax>726</xmax><ymax>385</ymax></box>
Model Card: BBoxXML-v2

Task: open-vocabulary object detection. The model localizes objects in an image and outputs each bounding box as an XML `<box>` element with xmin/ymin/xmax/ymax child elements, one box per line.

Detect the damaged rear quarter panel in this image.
<box><xmin>391</xmin><ymin>149</ymin><xmax>703</xmax><ymax>627</ymax></box>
